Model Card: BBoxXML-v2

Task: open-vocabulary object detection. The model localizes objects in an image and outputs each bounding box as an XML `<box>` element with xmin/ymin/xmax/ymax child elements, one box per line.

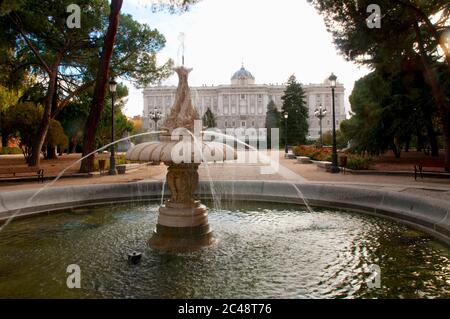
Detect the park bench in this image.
<box><xmin>414</xmin><ymin>159</ymin><xmax>445</xmax><ymax>180</ymax></box>
<box><xmin>0</xmin><ymin>167</ymin><xmax>44</xmax><ymax>183</ymax></box>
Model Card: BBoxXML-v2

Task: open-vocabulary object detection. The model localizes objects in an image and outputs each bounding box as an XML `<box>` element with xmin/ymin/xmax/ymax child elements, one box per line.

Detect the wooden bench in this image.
<box><xmin>0</xmin><ymin>167</ymin><xmax>45</xmax><ymax>183</ymax></box>
<box><xmin>414</xmin><ymin>159</ymin><xmax>445</xmax><ymax>180</ymax></box>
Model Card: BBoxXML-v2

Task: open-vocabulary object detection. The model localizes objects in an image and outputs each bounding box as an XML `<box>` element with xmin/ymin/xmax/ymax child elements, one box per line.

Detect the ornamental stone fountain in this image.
<box><xmin>126</xmin><ymin>66</ymin><xmax>236</xmax><ymax>250</ymax></box>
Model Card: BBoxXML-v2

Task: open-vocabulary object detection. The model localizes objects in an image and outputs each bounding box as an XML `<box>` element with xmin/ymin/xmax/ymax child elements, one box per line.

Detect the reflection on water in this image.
<box><xmin>0</xmin><ymin>201</ymin><xmax>448</xmax><ymax>298</ymax></box>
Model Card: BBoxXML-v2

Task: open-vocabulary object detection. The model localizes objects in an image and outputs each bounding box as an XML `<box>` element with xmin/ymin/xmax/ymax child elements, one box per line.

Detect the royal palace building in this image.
<box><xmin>142</xmin><ymin>65</ymin><xmax>345</xmax><ymax>139</ymax></box>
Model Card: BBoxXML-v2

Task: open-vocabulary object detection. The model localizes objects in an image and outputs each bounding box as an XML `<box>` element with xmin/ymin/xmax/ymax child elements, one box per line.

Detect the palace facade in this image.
<box><xmin>142</xmin><ymin>65</ymin><xmax>345</xmax><ymax>139</ymax></box>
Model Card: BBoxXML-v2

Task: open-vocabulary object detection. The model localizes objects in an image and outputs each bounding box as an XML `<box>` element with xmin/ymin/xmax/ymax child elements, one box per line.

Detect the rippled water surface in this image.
<box><xmin>0</xmin><ymin>201</ymin><xmax>449</xmax><ymax>298</ymax></box>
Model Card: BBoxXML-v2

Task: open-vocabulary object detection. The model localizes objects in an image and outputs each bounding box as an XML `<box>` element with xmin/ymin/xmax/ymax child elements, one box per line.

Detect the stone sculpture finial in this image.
<box><xmin>161</xmin><ymin>66</ymin><xmax>200</xmax><ymax>133</ymax></box>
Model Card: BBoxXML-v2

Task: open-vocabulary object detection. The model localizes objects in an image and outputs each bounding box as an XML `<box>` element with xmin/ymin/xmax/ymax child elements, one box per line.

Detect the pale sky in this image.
<box><xmin>121</xmin><ymin>0</ymin><xmax>371</xmax><ymax>117</ymax></box>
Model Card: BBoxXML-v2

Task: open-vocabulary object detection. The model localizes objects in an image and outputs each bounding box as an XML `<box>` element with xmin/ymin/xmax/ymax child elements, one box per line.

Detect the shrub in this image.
<box><xmin>292</xmin><ymin>145</ymin><xmax>308</xmax><ymax>156</ymax></box>
<box><xmin>46</xmin><ymin>120</ymin><xmax>69</xmax><ymax>151</ymax></box>
<box><xmin>2</xmin><ymin>102</ymin><xmax>43</xmax><ymax>161</ymax></box>
<box><xmin>0</xmin><ymin>147</ymin><xmax>22</xmax><ymax>154</ymax></box>
<box><xmin>346</xmin><ymin>155</ymin><xmax>374</xmax><ymax>170</ymax></box>
<box><xmin>3</xmin><ymin>103</ymin><xmax>68</xmax><ymax>161</ymax></box>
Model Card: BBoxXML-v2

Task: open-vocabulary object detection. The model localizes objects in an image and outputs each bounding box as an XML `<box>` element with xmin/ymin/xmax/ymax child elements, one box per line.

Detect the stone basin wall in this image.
<box><xmin>0</xmin><ymin>180</ymin><xmax>448</xmax><ymax>245</ymax></box>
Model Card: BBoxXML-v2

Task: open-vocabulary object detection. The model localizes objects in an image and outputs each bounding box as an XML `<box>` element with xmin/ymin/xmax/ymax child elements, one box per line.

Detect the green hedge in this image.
<box><xmin>0</xmin><ymin>147</ymin><xmax>22</xmax><ymax>155</ymax></box>
<box><xmin>346</xmin><ymin>155</ymin><xmax>374</xmax><ymax>170</ymax></box>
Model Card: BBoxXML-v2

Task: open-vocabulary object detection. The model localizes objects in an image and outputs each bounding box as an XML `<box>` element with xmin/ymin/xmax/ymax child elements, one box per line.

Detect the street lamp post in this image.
<box><xmin>108</xmin><ymin>77</ymin><xmax>117</xmax><ymax>175</ymax></box>
<box><xmin>149</xmin><ymin>107</ymin><xmax>162</xmax><ymax>140</ymax></box>
<box><xmin>283</xmin><ymin>112</ymin><xmax>288</xmax><ymax>155</ymax></box>
<box><xmin>314</xmin><ymin>105</ymin><xmax>327</xmax><ymax>148</ymax></box>
<box><xmin>329</xmin><ymin>73</ymin><xmax>340</xmax><ymax>173</ymax></box>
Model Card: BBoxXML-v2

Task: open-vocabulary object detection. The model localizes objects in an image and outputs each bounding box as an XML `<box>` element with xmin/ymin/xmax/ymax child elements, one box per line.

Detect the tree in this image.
<box><xmin>45</xmin><ymin>119</ymin><xmax>68</xmax><ymax>159</ymax></box>
<box><xmin>93</xmin><ymin>84</ymin><xmax>133</xmax><ymax>147</ymax></box>
<box><xmin>79</xmin><ymin>0</ymin><xmax>123</xmax><ymax>173</ymax></box>
<box><xmin>322</xmin><ymin>130</ymin><xmax>348</xmax><ymax>149</ymax></box>
<box><xmin>57</xmin><ymin>92</ymin><xmax>90</xmax><ymax>153</ymax></box>
<box><xmin>202</xmin><ymin>107</ymin><xmax>217</xmax><ymax>128</ymax></box>
<box><xmin>1</xmin><ymin>1</ymin><xmax>180</xmax><ymax>168</ymax></box>
<box><xmin>130</xmin><ymin>117</ymin><xmax>146</xmax><ymax>145</ymax></box>
<box><xmin>78</xmin><ymin>1</ymin><xmax>200</xmax><ymax>172</ymax></box>
<box><xmin>281</xmin><ymin>75</ymin><xmax>309</xmax><ymax>146</ymax></box>
<box><xmin>340</xmin><ymin>69</ymin><xmax>443</xmax><ymax>157</ymax></box>
<box><xmin>265</xmin><ymin>99</ymin><xmax>280</xmax><ymax>148</ymax></box>
<box><xmin>308</xmin><ymin>0</ymin><xmax>450</xmax><ymax>169</ymax></box>
<box><xmin>3</xmin><ymin>102</ymin><xmax>67</xmax><ymax>162</ymax></box>
<box><xmin>0</xmin><ymin>84</ymin><xmax>21</xmax><ymax>146</ymax></box>
<box><xmin>1</xmin><ymin>0</ymin><xmax>198</xmax><ymax>170</ymax></box>
<box><xmin>2</xmin><ymin>102</ymin><xmax>42</xmax><ymax>162</ymax></box>
<box><xmin>79</xmin><ymin>4</ymin><xmax>181</xmax><ymax>172</ymax></box>
<box><xmin>1</xmin><ymin>0</ymin><xmax>107</xmax><ymax>167</ymax></box>
<box><xmin>57</xmin><ymin>82</ymin><xmax>130</xmax><ymax>153</ymax></box>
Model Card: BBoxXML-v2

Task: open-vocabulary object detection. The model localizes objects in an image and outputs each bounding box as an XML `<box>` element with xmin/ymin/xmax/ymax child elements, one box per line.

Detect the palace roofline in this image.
<box><xmin>143</xmin><ymin>82</ymin><xmax>344</xmax><ymax>90</ymax></box>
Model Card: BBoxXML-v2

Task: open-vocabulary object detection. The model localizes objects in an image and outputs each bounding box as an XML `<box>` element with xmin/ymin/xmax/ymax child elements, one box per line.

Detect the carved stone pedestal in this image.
<box><xmin>149</xmin><ymin>162</ymin><xmax>214</xmax><ymax>251</ymax></box>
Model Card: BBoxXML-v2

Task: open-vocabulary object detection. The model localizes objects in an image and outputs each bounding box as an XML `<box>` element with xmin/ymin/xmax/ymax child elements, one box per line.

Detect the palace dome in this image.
<box><xmin>231</xmin><ymin>66</ymin><xmax>254</xmax><ymax>80</ymax></box>
<box><xmin>231</xmin><ymin>65</ymin><xmax>255</xmax><ymax>85</ymax></box>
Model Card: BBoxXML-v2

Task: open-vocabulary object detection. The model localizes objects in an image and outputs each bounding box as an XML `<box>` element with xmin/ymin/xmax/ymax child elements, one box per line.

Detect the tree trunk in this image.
<box><xmin>70</xmin><ymin>137</ymin><xmax>77</xmax><ymax>153</ymax></box>
<box><xmin>416</xmin><ymin>131</ymin><xmax>424</xmax><ymax>152</ymax></box>
<box><xmin>425</xmin><ymin>122</ymin><xmax>439</xmax><ymax>157</ymax></box>
<box><xmin>28</xmin><ymin>60</ymin><xmax>60</xmax><ymax>167</ymax></box>
<box><xmin>46</xmin><ymin>144</ymin><xmax>57</xmax><ymax>159</ymax></box>
<box><xmin>405</xmin><ymin>136</ymin><xmax>410</xmax><ymax>152</ymax></box>
<box><xmin>421</xmin><ymin>100</ymin><xmax>439</xmax><ymax>156</ymax></box>
<box><xmin>79</xmin><ymin>0</ymin><xmax>123</xmax><ymax>173</ymax></box>
<box><xmin>1</xmin><ymin>134</ymin><xmax>7</xmax><ymax>148</ymax></box>
<box><xmin>414</xmin><ymin>23</ymin><xmax>450</xmax><ymax>170</ymax></box>
<box><xmin>391</xmin><ymin>141</ymin><xmax>401</xmax><ymax>158</ymax></box>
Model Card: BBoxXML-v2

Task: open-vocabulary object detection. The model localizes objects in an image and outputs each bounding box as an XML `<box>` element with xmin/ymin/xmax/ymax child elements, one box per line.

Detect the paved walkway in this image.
<box><xmin>1</xmin><ymin>151</ymin><xmax>449</xmax><ymax>202</ymax></box>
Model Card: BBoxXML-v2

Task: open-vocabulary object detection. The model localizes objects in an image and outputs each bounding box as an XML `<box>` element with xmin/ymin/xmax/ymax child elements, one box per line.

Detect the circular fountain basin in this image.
<box><xmin>0</xmin><ymin>200</ymin><xmax>448</xmax><ymax>298</ymax></box>
<box><xmin>1</xmin><ymin>181</ymin><xmax>448</xmax><ymax>245</ymax></box>
<box><xmin>0</xmin><ymin>181</ymin><xmax>448</xmax><ymax>298</ymax></box>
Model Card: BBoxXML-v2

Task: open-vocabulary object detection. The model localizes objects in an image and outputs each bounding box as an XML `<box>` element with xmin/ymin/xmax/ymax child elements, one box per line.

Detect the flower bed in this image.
<box><xmin>293</xmin><ymin>145</ymin><xmax>374</xmax><ymax>170</ymax></box>
<box><xmin>292</xmin><ymin>145</ymin><xmax>332</xmax><ymax>161</ymax></box>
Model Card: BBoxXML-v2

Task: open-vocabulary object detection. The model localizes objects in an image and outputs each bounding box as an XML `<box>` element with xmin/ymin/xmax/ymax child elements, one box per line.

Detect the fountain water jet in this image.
<box><xmin>126</xmin><ymin>66</ymin><xmax>236</xmax><ymax>250</ymax></box>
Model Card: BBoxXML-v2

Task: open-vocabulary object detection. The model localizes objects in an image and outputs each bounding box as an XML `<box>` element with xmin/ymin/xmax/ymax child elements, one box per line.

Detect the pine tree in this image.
<box><xmin>281</xmin><ymin>75</ymin><xmax>309</xmax><ymax>146</ymax></box>
<box><xmin>202</xmin><ymin>107</ymin><xmax>217</xmax><ymax>128</ymax></box>
<box><xmin>265</xmin><ymin>99</ymin><xmax>280</xmax><ymax>148</ymax></box>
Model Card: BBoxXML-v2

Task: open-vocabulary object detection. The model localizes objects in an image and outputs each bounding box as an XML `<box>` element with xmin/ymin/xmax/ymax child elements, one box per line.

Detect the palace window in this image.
<box><xmin>241</xmin><ymin>121</ymin><xmax>246</xmax><ymax>127</ymax></box>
